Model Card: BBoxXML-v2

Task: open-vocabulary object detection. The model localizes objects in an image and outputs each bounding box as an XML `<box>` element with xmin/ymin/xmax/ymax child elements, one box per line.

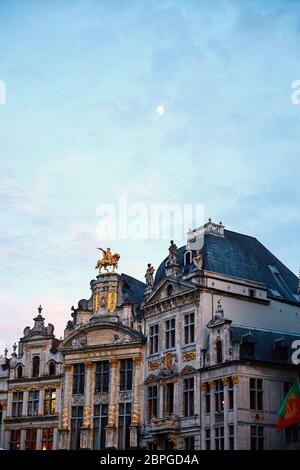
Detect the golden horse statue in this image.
<box><xmin>95</xmin><ymin>248</ymin><xmax>120</xmax><ymax>273</ymax></box>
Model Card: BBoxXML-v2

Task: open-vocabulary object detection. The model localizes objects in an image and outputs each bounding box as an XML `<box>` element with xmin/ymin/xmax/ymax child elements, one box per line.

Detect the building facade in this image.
<box><xmin>0</xmin><ymin>220</ymin><xmax>300</xmax><ymax>450</ymax></box>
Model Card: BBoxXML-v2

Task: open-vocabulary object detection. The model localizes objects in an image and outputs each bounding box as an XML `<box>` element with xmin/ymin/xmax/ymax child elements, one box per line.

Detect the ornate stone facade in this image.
<box><xmin>1</xmin><ymin>220</ymin><xmax>300</xmax><ymax>450</ymax></box>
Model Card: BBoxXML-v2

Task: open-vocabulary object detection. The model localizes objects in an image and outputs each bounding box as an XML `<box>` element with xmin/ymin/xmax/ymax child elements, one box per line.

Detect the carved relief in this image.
<box><xmin>119</xmin><ymin>391</ymin><xmax>132</xmax><ymax>401</ymax></box>
<box><xmin>183</xmin><ymin>350</ymin><xmax>196</xmax><ymax>362</ymax></box>
<box><xmin>148</xmin><ymin>360</ymin><xmax>160</xmax><ymax>371</ymax></box>
<box><xmin>94</xmin><ymin>393</ymin><xmax>109</xmax><ymax>405</ymax></box>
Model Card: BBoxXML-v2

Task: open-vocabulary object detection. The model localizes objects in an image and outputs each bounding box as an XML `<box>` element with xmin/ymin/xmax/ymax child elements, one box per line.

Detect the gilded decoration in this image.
<box><xmin>183</xmin><ymin>350</ymin><xmax>196</xmax><ymax>362</ymax></box>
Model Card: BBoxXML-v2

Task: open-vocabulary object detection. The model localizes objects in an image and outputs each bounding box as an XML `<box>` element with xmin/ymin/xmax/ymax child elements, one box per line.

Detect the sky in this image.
<box><xmin>1</xmin><ymin>0</ymin><xmax>300</xmax><ymax>353</ymax></box>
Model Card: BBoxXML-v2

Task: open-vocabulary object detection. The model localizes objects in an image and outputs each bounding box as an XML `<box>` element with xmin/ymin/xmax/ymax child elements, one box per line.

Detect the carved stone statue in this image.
<box><xmin>95</xmin><ymin>247</ymin><xmax>120</xmax><ymax>273</ymax></box>
<box><xmin>145</xmin><ymin>263</ymin><xmax>155</xmax><ymax>286</ymax></box>
<box><xmin>168</xmin><ymin>240</ymin><xmax>178</xmax><ymax>264</ymax></box>
<box><xmin>193</xmin><ymin>250</ymin><xmax>203</xmax><ymax>270</ymax></box>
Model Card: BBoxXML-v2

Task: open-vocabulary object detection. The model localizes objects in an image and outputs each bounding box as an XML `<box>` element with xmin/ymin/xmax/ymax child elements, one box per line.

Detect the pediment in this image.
<box><xmin>144</xmin><ymin>276</ymin><xmax>197</xmax><ymax>306</ymax></box>
<box><xmin>60</xmin><ymin>321</ymin><xmax>144</xmax><ymax>351</ymax></box>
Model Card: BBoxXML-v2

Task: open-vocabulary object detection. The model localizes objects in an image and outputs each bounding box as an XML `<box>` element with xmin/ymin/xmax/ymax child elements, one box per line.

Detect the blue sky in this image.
<box><xmin>1</xmin><ymin>0</ymin><xmax>300</xmax><ymax>352</ymax></box>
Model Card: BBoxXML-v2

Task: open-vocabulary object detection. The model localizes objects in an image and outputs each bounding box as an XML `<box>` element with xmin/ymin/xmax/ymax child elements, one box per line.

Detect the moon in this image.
<box><xmin>156</xmin><ymin>105</ymin><xmax>165</xmax><ymax>116</ymax></box>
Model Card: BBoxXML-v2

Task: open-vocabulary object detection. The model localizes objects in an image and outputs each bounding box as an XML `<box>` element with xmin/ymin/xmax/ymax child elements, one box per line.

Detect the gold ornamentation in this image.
<box><xmin>232</xmin><ymin>375</ymin><xmax>238</xmax><ymax>385</ymax></box>
<box><xmin>134</xmin><ymin>356</ymin><xmax>142</xmax><ymax>367</ymax></box>
<box><xmin>110</xmin><ymin>358</ymin><xmax>118</xmax><ymax>369</ymax></box>
<box><xmin>107</xmin><ymin>291</ymin><xmax>118</xmax><ymax>312</ymax></box>
<box><xmin>85</xmin><ymin>361</ymin><xmax>94</xmax><ymax>369</ymax></box>
<box><xmin>64</xmin><ymin>364</ymin><xmax>72</xmax><ymax>372</ymax></box>
<box><xmin>95</xmin><ymin>248</ymin><xmax>120</xmax><ymax>273</ymax></box>
<box><xmin>222</xmin><ymin>377</ymin><xmax>229</xmax><ymax>386</ymax></box>
<box><xmin>183</xmin><ymin>350</ymin><xmax>196</xmax><ymax>362</ymax></box>
<box><xmin>131</xmin><ymin>403</ymin><xmax>140</xmax><ymax>426</ymax></box>
<box><xmin>200</xmin><ymin>383</ymin><xmax>206</xmax><ymax>392</ymax></box>
<box><xmin>148</xmin><ymin>360</ymin><xmax>160</xmax><ymax>371</ymax></box>
<box><xmin>163</xmin><ymin>352</ymin><xmax>174</xmax><ymax>370</ymax></box>
<box><xmin>93</xmin><ymin>293</ymin><xmax>100</xmax><ymax>313</ymax></box>
<box><xmin>1</xmin><ymin>401</ymin><xmax>7</xmax><ymax>410</ymax></box>
<box><xmin>208</xmin><ymin>380</ymin><xmax>216</xmax><ymax>389</ymax></box>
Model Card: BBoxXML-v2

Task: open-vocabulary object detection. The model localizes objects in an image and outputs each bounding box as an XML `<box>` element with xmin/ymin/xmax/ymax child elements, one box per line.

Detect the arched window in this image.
<box><xmin>16</xmin><ymin>365</ymin><xmax>23</xmax><ymax>379</ymax></box>
<box><xmin>184</xmin><ymin>251</ymin><xmax>192</xmax><ymax>265</ymax></box>
<box><xmin>49</xmin><ymin>361</ymin><xmax>56</xmax><ymax>376</ymax></box>
<box><xmin>32</xmin><ymin>356</ymin><xmax>40</xmax><ymax>378</ymax></box>
<box><xmin>216</xmin><ymin>340</ymin><xmax>223</xmax><ymax>364</ymax></box>
<box><xmin>167</xmin><ymin>284</ymin><xmax>174</xmax><ymax>297</ymax></box>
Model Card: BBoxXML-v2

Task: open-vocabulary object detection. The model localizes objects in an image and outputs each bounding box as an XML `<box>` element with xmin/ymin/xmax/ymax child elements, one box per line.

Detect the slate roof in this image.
<box><xmin>121</xmin><ymin>273</ymin><xmax>146</xmax><ymax>314</ymax></box>
<box><xmin>231</xmin><ymin>325</ymin><xmax>300</xmax><ymax>365</ymax></box>
<box><xmin>154</xmin><ymin>229</ymin><xmax>299</xmax><ymax>305</ymax></box>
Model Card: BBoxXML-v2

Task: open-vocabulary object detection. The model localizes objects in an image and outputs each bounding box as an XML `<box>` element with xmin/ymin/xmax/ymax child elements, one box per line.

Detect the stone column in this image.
<box><xmin>22</xmin><ymin>390</ymin><xmax>29</xmax><ymax>417</ymax></box>
<box><xmin>130</xmin><ymin>356</ymin><xmax>142</xmax><ymax>448</ymax></box>
<box><xmin>159</xmin><ymin>379</ymin><xmax>164</xmax><ymax>418</ymax></box>
<box><xmin>80</xmin><ymin>361</ymin><xmax>94</xmax><ymax>449</ymax></box>
<box><xmin>59</xmin><ymin>363</ymin><xmax>73</xmax><ymax>449</ymax></box>
<box><xmin>209</xmin><ymin>380</ymin><xmax>216</xmax><ymax>450</ymax></box>
<box><xmin>38</xmin><ymin>388</ymin><xmax>45</xmax><ymax>416</ymax></box>
<box><xmin>106</xmin><ymin>358</ymin><xmax>119</xmax><ymax>448</ymax></box>
<box><xmin>232</xmin><ymin>375</ymin><xmax>238</xmax><ymax>450</ymax></box>
<box><xmin>0</xmin><ymin>401</ymin><xmax>7</xmax><ymax>449</ymax></box>
<box><xmin>222</xmin><ymin>377</ymin><xmax>229</xmax><ymax>450</ymax></box>
<box><xmin>36</xmin><ymin>428</ymin><xmax>42</xmax><ymax>450</ymax></box>
<box><xmin>20</xmin><ymin>429</ymin><xmax>26</xmax><ymax>450</ymax></box>
<box><xmin>6</xmin><ymin>392</ymin><xmax>12</xmax><ymax>418</ymax></box>
<box><xmin>200</xmin><ymin>383</ymin><xmax>206</xmax><ymax>450</ymax></box>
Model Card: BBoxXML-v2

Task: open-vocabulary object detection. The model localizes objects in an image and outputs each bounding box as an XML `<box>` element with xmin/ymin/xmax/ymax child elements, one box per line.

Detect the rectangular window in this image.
<box><xmin>205</xmin><ymin>383</ymin><xmax>211</xmax><ymax>414</ymax></box>
<box><xmin>28</xmin><ymin>390</ymin><xmax>39</xmax><ymax>417</ymax></box>
<box><xmin>118</xmin><ymin>402</ymin><xmax>131</xmax><ymax>450</ymax></box>
<box><xmin>71</xmin><ymin>405</ymin><xmax>83</xmax><ymax>450</ymax></box>
<box><xmin>12</xmin><ymin>391</ymin><xmax>23</xmax><ymax>417</ymax></box>
<box><xmin>25</xmin><ymin>428</ymin><xmax>37</xmax><ymax>450</ymax></box>
<box><xmin>184</xmin><ymin>436</ymin><xmax>195</xmax><ymax>450</ymax></box>
<box><xmin>285</xmin><ymin>425</ymin><xmax>299</xmax><ymax>443</ymax></box>
<box><xmin>95</xmin><ymin>361</ymin><xmax>110</xmax><ymax>393</ymax></box>
<box><xmin>228</xmin><ymin>378</ymin><xmax>234</xmax><ymax>410</ymax></box>
<box><xmin>93</xmin><ymin>404</ymin><xmax>108</xmax><ymax>450</ymax></box>
<box><xmin>205</xmin><ymin>428</ymin><xmax>211</xmax><ymax>450</ymax></box>
<box><xmin>215</xmin><ymin>379</ymin><xmax>224</xmax><ymax>413</ymax></box>
<box><xmin>183</xmin><ymin>377</ymin><xmax>194</xmax><ymax>417</ymax></box>
<box><xmin>147</xmin><ymin>385</ymin><xmax>158</xmax><ymax>419</ymax></box>
<box><xmin>250</xmin><ymin>425</ymin><xmax>264</xmax><ymax>450</ymax></box>
<box><xmin>41</xmin><ymin>428</ymin><xmax>54</xmax><ymax>450</ymax></box>
<box><xmin>229</xmin><ymin>424</ymin><xmax>235</xmax><ymax>450</ymax></box>
<box><xmin>9</xmin><ymin>430</ymin><xmax>21</xmax><ymax>450</ymax></box>
<box><xmin>44</xmin><ymin>388</ymin><xmax>56</xmax><ymax>415</ymax></box>
<box><xmin>164</xmin><ymin>382</ymin><xmax>174</xmax><ymax>416</ymax></box>
<box><xmin>215</xmin><ymin>426</ymin><xmax>224</xmax><ymax>450</ymax></box>
<box><xmin>149</xmin><ymin>324</ymin><xmax>159</xmax><ymax>355</ymax></box>
<box><xmin>120</xmin><ymin>359</ymin><xmax>133</xmax><ymax>391</ymax></box>
<box><xmin>250</xmin><ymin>378</ymin><xmax>263</xmax><ymax>410</ymax></box>
<box><xmin>165</xmin><ymin>318</ymin><xmax>176</xmax><ymax>349</ymax></box>
<box><xmin>184</xmin><ymin>313</ymin><xmax>195</xmax><ymax>345</ymax></box>
<box><xmin>73</xmin><ymin>363</ymin><xmax>85</xmax><ymax>394</ymax></box>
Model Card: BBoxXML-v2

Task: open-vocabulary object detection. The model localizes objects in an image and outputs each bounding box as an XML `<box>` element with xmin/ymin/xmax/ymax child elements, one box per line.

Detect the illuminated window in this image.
<box><xmin>25</xmin><ymin>428</ymin><xmax>37</xmax><ymax>450</ymax></box>
<box><xmin>44</xmin><ymin>388</ymin><xmax>56</xmax><ymax>415</ymax></box>
<box><xmin>42</xmin><ymin>428</ymin><xmax>54</xmax><ymax>450</ymax></box>
<box><xmin>9</xmin><ymin>430</ymin><xmax>21</xmax><ymax>450</ymax></box>
<box><xmin>28</xmin><ymin>390</ymin><xmax>39</xmax><ymax>417</ymax></box>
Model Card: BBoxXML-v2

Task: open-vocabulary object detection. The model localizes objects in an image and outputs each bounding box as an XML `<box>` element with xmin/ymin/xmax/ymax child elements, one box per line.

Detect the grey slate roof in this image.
<box><xmin>121</xmin><ymin>273</ymin><xmax>146</xmax><ymax>314</ymax></box>
<box><xmin>231</xmin><ymin>325</ymin><xmax>300</xmax><ymax>365</ymax></box>
<box><xmin>154</xmin><ymin>229</ymin><xmax>299</xmax><ymax>305</ymax></box>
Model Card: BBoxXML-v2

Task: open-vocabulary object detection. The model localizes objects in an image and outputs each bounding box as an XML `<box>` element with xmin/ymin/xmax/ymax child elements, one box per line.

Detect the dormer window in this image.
<box><xmin>216</xmin><ymin>340</ymin><xmax>223</xmax><ymax>363</ymax></box>
<box><xmin>32</xmin><ymin>356</ymin><xmax>40</xmax><ymax>378</ymax></box>
<box><xmin>16</xmin><ymin>365</ymin><xmax>23</xmax><ymax>379</ymax></box>
<box><xmin>49</xmin><ymin>361</ymin><xmax>56</xmax><ymax>376</ymax></box>
<box><xmin>184</xmin><ymin>251</ymin><xmax>192</xmax><ymax>266</ymax></box>
<box><xmin>249</xmin><ymin>289</ymin><xmax>256</xmax><ymax>298</ymax></box>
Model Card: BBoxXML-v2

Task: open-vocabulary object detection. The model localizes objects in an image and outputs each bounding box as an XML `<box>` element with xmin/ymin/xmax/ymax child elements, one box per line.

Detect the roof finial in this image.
<box><xmin>216</xmin><ymin>298</ymin><xmax>224</xmax><ymax>317</ymax></box>
<box><xmin>12</xmin><ymin>342</ymin><xmax>17</xmax><ymax>357</ymax></box>
<box><xmin>4</xmin><ymin>347</ymin><xmax>8</xmax><ymax>359</ymax></box>
<box><xmin>38</xmin><ymin>305</ymin><xmax>43</xmax><ymax>314</ymax></box>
